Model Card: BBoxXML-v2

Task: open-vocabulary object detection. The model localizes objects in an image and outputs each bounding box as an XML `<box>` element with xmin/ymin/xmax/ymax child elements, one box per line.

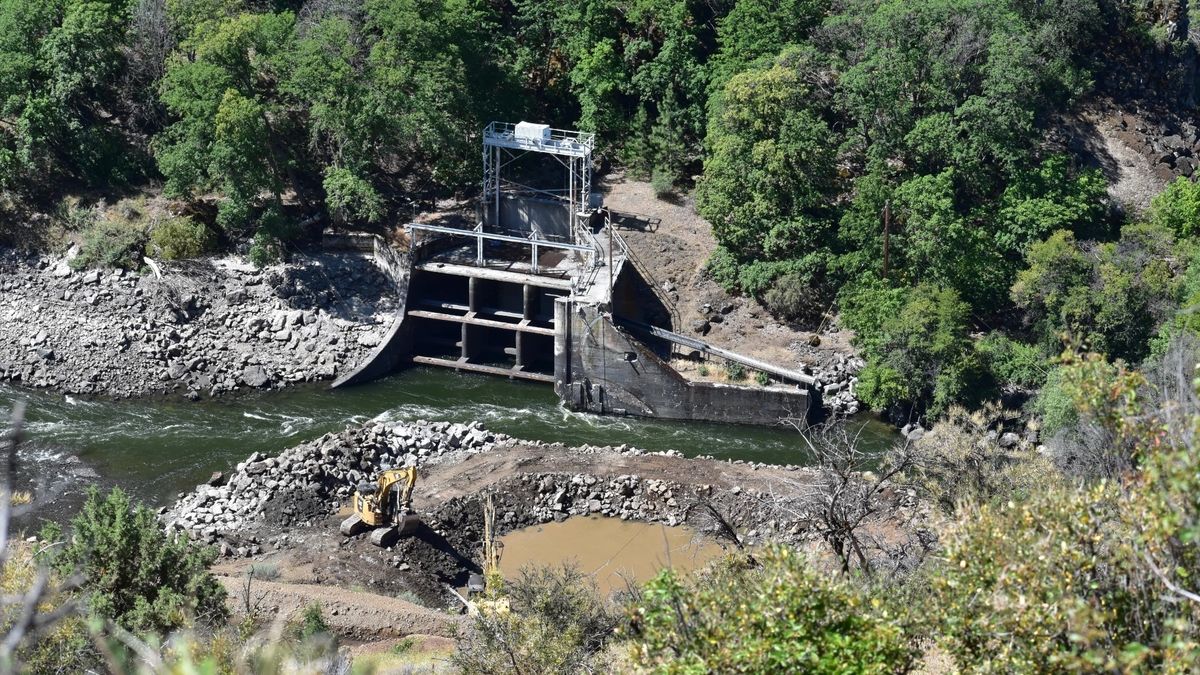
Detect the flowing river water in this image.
<box><xmin>0</xmin><ymin>367</ymin><xmax>898</xmax><ymax>509</ymax></box>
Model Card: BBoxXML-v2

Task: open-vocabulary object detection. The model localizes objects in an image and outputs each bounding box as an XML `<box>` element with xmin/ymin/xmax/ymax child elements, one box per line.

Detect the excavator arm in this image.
<box><xmin>376</xmin><ymin>467</ymin><xmax>417</xmax><ymax>515</ymax></box>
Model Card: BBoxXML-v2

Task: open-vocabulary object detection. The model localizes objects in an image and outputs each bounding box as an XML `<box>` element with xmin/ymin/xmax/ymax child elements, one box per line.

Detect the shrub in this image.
<box><xmin>762</xmin><ymin>271</ymin><xmax>822</xmax><ymax>324</ymax></box>
<box><xmin>53</xmin><ymin>197</ymin><xmax>98</xmax><ymax>232</ymax></box>
<box><xmin>855</xmin><ymin>362</ymin><xmax>907</xmax><ymax>411</ymax></box>
<box><xmin>148</xmin><ymin>216</ymin><xmax>215</xmax><ymax>260</ymax></box>
<box><xmin>650</xmin><ymin>166</ymin><xmax>674</xmax><ymax>199</ymax></box>
<box><xmin>977</xmin><ymin>332</ymin><xmax>1047</xmax><ymax>389</ymax></box>
<box><xmin>705</xmin><ymin>246</ymin><xmax>741</xmax><ymax>292</ymax></box>
<box><xmin>42</xmin><ymin>487</ymin><xmax>227</xmax><ymax>636</ymax></box>
<box><xmin>70</xmin><ymin>219</ymin><xmax>146</xmax><ymax>270</ymax></box>
<box><xmin>0</xmin><ymin>541</ymin><xmax>98</xmax><ymax>672</ymax></box>
<box><xmin>1033</xmin><ymin>365</ymin><xmax>1078</xmax><ymax>434</ymax></box>
<box><xmin>248</xmin><ymin>230</ymin><xmax>283</xmax><ymax>267</ymax></box>
<box><xmin>724</xmin><ymin>361</ymin><xmax>747</xmax><ymax>381</ymax></box>
<box><xmin>912</xmin><ymin>405</ymin><xmax>1055</xmax><ymax>513</ymax></box>
<box><xmin>295</xmin><ymin>602</ymin><xmax>330</xmax><ymax>641</ymax></box>
<box><xmin>930</xmin><ymin>484</ymin><xmax>1183</xmax><ymax>672</ymax></box>
<box><xmin>248</xmin><ymin>563</ymin><xmax>279</xmax><ymax>581</ymax></box>
<box><xmin>1150</xmin><ymin>176</ymin><xmax>1200</xmax><ymax>239</ymax></box>
<box><xmin>630</xmin><ymin>549</ymin><xmax>917</xmax><ymax>673</ymax></box>
<box><xmin>452</xmin><ymin>564</ymin><xmax>618</xmax><ymax>674</ymax></box>
<box><xmin>754</xmin><ymin>370</ymin><xmax>770</xmax><ymax>386</ymax></box>
<box><xmin>845</xmin><ymin>283</ymin><xmax>987</xmax><ymax>415</ymax></box>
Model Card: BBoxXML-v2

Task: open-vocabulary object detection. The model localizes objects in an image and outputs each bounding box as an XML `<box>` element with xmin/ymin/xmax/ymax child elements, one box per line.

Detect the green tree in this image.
<box><xmin>1150</xmin><ymin>176</ymin><xmax>1200</xmax><ymax>239</ymax></box>
<box><xmin>697</xmin><ymin>46</ymin><xmax>839</xmax><ymax>295</ymax></box>
<box><xmin>157</xmin><ymin>10</ymin><xmax>297</xmax><ymax>241</ymax></box>
<box><xmin>0</xmin><ymin>0</ymin><xmax>144</xmax><ymax>195</ymax></box>
<box><xmin>44</xmin><ymin>487</ymin><xmax>227</xmax><ymax>636</ymax></box>
<box><xmin>1013</xmin><ymin>225</ymin><xmax>1182</xmax><ymax>363</ymax></box>
<box><xmin>845</xmin><ymin>283</ymin><xmax>985</xmax><ymax>414</ymax></box>
<box><xmin>630</xmin><ymin>549</ymin><xmax>917</xmax><ymax>673</ymax></box>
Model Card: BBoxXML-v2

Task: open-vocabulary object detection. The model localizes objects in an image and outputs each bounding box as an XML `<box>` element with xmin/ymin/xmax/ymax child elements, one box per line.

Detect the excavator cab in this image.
<box><xmin>340</xmin><ymin>466</ymin><xmax>421</xmax><ymax>547</ymax></box>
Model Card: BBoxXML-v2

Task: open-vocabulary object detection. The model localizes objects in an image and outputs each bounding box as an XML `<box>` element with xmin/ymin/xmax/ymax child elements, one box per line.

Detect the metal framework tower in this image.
<box><xmin>481</xmin><ymin>121</ymin><xmax>596</xmax><ymax>244</ymax></box>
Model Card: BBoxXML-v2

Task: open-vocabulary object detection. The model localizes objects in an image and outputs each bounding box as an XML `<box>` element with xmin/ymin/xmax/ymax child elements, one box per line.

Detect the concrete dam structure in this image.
<box><xmin>333</xmin><ymin>122</ymin><xmax>817</xmax><ymax>426</ymax></box>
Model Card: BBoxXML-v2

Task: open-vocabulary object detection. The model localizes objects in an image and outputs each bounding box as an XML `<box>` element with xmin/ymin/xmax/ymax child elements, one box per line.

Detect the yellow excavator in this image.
<box><xmin>339</xmin><ymin>466</ymin><xmax>421</xmax><ymax>547</ymax></box>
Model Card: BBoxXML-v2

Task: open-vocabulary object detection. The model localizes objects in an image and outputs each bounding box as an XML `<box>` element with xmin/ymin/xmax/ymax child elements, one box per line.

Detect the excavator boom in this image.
<box><xmin>340</xmin><ymin>466</ymin><xmax>421</xmax><ymax>545</ymax></box>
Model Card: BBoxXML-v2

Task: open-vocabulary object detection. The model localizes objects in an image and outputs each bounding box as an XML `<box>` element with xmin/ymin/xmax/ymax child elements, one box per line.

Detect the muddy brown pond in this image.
<box><xmin>497</xmin><ymin>516</ymin><xmax>726</xmax><ymax>596</ymax></box>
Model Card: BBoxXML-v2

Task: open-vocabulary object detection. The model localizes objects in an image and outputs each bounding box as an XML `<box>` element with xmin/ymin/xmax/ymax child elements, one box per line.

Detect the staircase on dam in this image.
<box><xmin>332</xmin><ymin>121</ymin><xmax>820</xmax><ymax>426</ymax></box>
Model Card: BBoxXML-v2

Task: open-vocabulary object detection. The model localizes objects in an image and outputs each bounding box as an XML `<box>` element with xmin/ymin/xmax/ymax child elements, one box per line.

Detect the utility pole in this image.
<box><xmin>881</xmin><ymin>199</ymin><xmax>891</xmax><ymax>279</ymax></box>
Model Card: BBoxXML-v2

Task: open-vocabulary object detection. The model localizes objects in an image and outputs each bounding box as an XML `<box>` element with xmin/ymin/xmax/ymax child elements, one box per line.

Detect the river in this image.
<box><xmin>0</xmin><ymin>367</ymin><xmax>897</xmax><ymax>508</ymax></box>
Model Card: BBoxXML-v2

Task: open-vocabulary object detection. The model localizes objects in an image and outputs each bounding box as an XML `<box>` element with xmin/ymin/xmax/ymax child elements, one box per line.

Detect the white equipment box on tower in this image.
<box><xmin>514</xmin><ymin>122</ymin><xmax>551</xmax><ymax>142</ymax></box>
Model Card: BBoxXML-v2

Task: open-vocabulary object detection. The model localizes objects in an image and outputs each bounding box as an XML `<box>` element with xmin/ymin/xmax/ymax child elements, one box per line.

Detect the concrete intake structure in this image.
<box><xmin>332</xmin><ymin>122</ymin><xmax>818</xmax><ymax>426</ymax></box>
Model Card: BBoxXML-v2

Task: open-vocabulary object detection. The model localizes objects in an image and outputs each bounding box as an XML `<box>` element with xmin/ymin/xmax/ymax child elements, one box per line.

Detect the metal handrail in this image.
<box><xmin>608</xmin><ymin>220</ymin><xmax>680</xmax><ymax>330</ymax></box>
<box><xmin>483</xmin><ymin>121</ymin><xmax>596</xmax><ymax>149</ymax></box>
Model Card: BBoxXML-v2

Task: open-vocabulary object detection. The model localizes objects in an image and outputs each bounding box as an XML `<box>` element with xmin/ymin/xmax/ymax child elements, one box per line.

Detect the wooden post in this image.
<box><xmin>881</xmin><ymin>199</ymin><xmax>891</xmax><ymax>279</ymax></box>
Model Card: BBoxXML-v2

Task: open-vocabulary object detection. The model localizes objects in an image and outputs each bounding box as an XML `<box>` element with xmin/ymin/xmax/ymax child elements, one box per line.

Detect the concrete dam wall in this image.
<box><xmin>333</xmin><ymin>231</ymin><xmax>816</xmax><ymax>427</ymax></box>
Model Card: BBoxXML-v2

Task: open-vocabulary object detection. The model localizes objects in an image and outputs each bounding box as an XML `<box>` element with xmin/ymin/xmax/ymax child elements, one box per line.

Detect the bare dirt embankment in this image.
<box><xmin>598</xmin><ymin>173</ymin><xmax>863</xmax><ymax>412</ymax></box>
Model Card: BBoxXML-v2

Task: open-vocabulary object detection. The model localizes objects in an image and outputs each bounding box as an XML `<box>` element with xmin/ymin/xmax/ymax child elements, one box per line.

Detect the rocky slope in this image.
<box><xmin>0</xmin><ymin>248</ymin><xmax>395</xmax><ymax>398</ymax></box>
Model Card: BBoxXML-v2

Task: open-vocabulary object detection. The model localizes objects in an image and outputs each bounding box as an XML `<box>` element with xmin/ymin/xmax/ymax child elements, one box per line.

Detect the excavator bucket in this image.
<box><xmin>340</xmin><ymin>513</ymin><xmax>368</xmax><ymax>537</ymax></box>
<box><xmin>397</xmin><ymin>512</ymin><xmax>421</xmax><ymax>536</ymax></box>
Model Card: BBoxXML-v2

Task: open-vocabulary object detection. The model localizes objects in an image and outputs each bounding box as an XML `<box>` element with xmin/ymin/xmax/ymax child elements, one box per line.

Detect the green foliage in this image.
<box><xmin>762</xmin><ymin>271</ymin><xmax>823</xmax><ymax>324</ymax></box>
<box><xmin>929</xmin><ymin>467</ymin><xmax>1200</xmax><ymax>672</ymax></box>
<box><xmin>1150</xmin><ymin>176</ymin><xmax>1200</xmax><ymax>239</ymax></box>
<box><xmin>912</xmin><ymin>405</ymin><xmax>1054</xmax><ymax>513</ymax></box>
<box><xmin>977</xmin><ymin>332</ymin><xmax>1048</xmax><ymax>389</ymax></box>
<box><xmin>71</xmin><ymin>219</ymin><xmax>147</xmax><ymax>270</ymax></box>
<box><xmin>855</xmin><ymin>363</ymin><xmax>907</xmax><ymax>411</ymax></box>
<box><xmin>1034</xmin><ymin>365</ymin><xmax>1080</xmax><ymax>435</ymax></box>
<box><xmin>630</xmin><ymin>549</ymin><xmax>917</xmax><ymax>673</ymax></box>
<box><xmin>45</xmin><ymin>487</ymin><xmax>227</xmax><ymax>636</ymax></box>
<box><xmin>754</xmin><ymin>370</ymin><xmax>770</xmax><ymax>386</ymax></box>
<box><xmin>391</xmin><ymin>636</ymin><xmax>416</xmax><ymax>655</ymax></box>
<box><xmin>248</xmin><ymin>229</ymin><xmax>283</xmax><ymax>268</ymax></box>
<box><xmin>294</xmin><ymin>602</ymin><xmax>330</xmax><ymax>642</ymax></box>
<box><xmin>845</xmin><ymin>283</ymin><xmax>985</xmax><ymax>414</ymax></box>
<box><xmin>931</xmin><ymin>486</ymin><xmax>1135</xmax><ymax>671</ymax></box>
<box><xmin>0</xmin><ymin>0</ymin><xmax>147</xmax><ymax>195</ymax></box>
<box><xmin>1</xmin><ymin>541</ymin><xmax>99</xmax><ymax>672</ymax></box>
<box><xmin>697</xmin><ymin>46</ymin><xmax>837</xmax><ymax>293</ymax></box>
<box><xmin>724</xmin><ymin>361</ymin><xmax>746</xmax><ymax>381</ymax></box>
<box><xmin>247</xmin><ymin>562</ymin><xmax>278</xmax><ymax>582</ymax></box>
<box><xmin>649</xmin><ymin>167</ymin><xmax>674</xmax><ymax>199</ymax></box>
<box><xmin>1013</xmin><ymin>225</ymin><xmax>1183</xmax><ymax>363</ymax></box>
<box><xmin>148</xmin><ymin>216</ymin><xmax>214</xmax><ymax>260</ymax></box>
<box><xmin>452</xmin><ymin>564</ymin><xmax>618</xmax><ymax>674</ymax></box>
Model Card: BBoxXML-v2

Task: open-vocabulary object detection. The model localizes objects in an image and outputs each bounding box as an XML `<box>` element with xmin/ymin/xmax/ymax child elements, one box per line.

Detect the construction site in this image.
<box><xmin>334</xmin><ymin>122</ymin><xmax>820</xmax><ymax>426</ymax></box>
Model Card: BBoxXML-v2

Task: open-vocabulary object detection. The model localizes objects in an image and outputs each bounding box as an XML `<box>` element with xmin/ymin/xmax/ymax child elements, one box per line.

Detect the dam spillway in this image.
<box><xmin>332</xmin><ymin>121</ymin><xmax>818</xmax><ymax>427</ymax></box>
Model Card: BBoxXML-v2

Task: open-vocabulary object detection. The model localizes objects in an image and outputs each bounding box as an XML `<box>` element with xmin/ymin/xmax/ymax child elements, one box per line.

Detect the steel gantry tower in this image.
<box><xmin>481</xmin><ymin>121</ymin><xmax>596</xmax><ymax>244</ymax></box>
